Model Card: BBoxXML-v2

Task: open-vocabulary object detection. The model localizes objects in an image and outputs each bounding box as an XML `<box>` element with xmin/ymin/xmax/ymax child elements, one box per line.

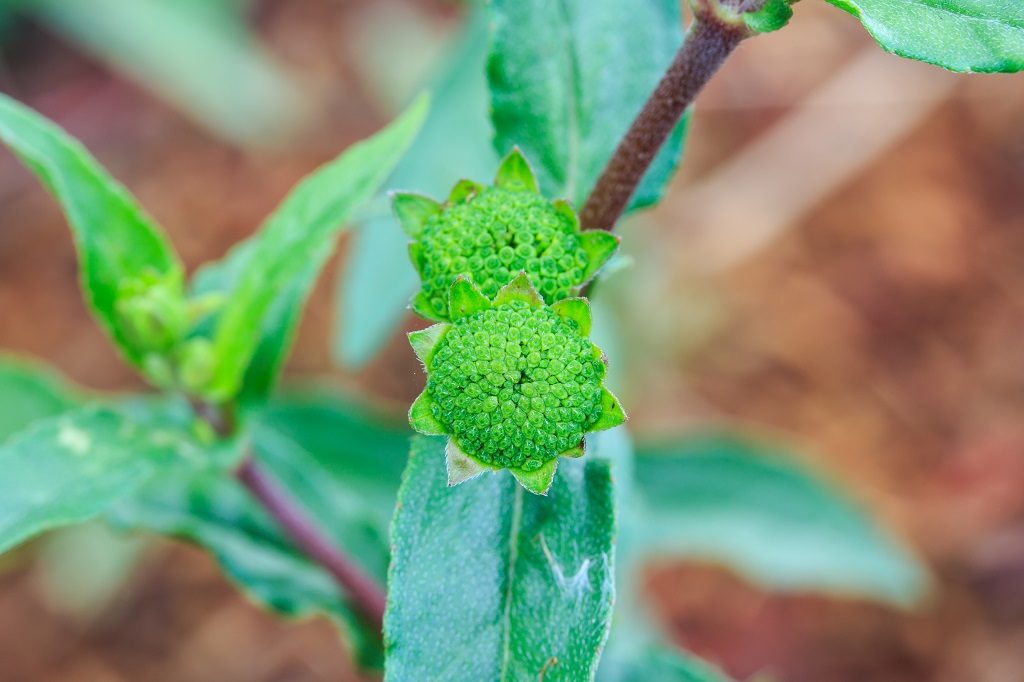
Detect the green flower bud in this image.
<box><xmin>395</xmin><ymin>148</ymin><xmax>619</xmax><ymax>322</ymax></box>
<box><xmin>408</xmin><ymin>274</ymin><xmax>625</xmax><ymax>495</ymax></box>
<box><xmin>115</xmin><ymin>268</ymin><xmax>188</xmax><ymax>354</ymax></box>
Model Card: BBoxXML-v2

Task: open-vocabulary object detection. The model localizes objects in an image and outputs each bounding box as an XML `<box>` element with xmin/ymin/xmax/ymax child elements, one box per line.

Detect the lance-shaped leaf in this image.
<box><xmin>0</xmin><ymin>93</ymin><xmax>183</xmax><ymax>369</ymax></box>
<box><xmin>487</xmin><ymin>0</ymin><xmax>688</xmax><ymax>210</ymax></box>
<box><xmin>0</xmin><ymin>405</ymin><xmax>213</xmax><ymax>556</ymax></box>
<box><xmin>825</xmin><ymin>0</ymin><xmax>1024</xmax><ymax>73</ymax></box>
<box><xmin>407</xmin><ymin>323</ymin><xmax>448</xmax><ymax>367</ymax></box>
<box><xmin>384</xmin><ymin>436</ymin><xmax>616</xmax><ymax>681</ymax></box>
<box><xmin>200</xmin><ymin>94</ymin><xmax>429</xmax><ymax>400</ymax></box>
<box><xmin>633</xmin><ymin>431</ymin><xmax>929</xmax><ymax>605</ymax></box>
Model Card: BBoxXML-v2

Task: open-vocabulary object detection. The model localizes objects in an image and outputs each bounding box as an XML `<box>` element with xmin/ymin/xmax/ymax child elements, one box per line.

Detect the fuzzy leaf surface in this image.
<box><xmin>487</xmin><ymin>0</ymin><xmax>688</xmax><ymax>212</ymax></box>
<box><xmin>0</xmin><ymin>93</ymin><xmax>182</xmax><ymax>368</ymax></box>
<box><xmin>384</xmin><ymin>436</ymin><xmax>615</xmax><ymax>681</ymax></box>
<box><xmin>825</xmin><ymin>0</ymin><xmax>1024</xmax><ymax>72</ymax></box>
<box><xmin>633</xmin><ymin>432</ymin><xmax>928</xmax><ymax>605</ymax></box>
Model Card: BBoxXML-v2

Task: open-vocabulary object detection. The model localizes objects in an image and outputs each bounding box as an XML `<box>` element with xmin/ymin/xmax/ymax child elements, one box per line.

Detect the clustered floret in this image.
<box><xmin>402</xmin><ymin>149</ymin><xmax>626</xmax><ymax>495</ymax></box>
<box><xmin>427</xmin><ymin>300</ymin><xmax>604</xmax><ymax>471</ymax></box>
<box><xmin>416</xmin><ymin>188</ymin><xmax>590</xmax><ymax>319</ymax></box>
<box><xmin>395</xmin><ymin>147</ymin><xmax>618</xmax><ymax>323</ymax></box>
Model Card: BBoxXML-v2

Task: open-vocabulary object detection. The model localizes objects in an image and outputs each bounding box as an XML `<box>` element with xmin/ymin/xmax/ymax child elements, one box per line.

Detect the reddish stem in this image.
<box><xmin>236</xmin><ymin>457</ymin><xmax>387</xmax><ymax>632</ymax></box>
<box><xmin>579</xmin><ymin>12</ymin><xmax>749</xmax><ymax>232</ymax></box>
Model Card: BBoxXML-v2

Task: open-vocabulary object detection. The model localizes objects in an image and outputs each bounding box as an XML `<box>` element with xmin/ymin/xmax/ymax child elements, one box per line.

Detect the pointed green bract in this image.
<box><xmin>447</xmin><ymin>178</ymin><xmax>483</xmax><ymax>204</ymax></box>
<box><xmin>408</xmin><ymin>324</ymin><xmax>448</xmax><ymax>367</ymax></box>
<box><xmin>560</xmin><ymin>441</ymin><xmax>586</xmax><ymax>459</ymax></box>
<box><xmin>448</xmin><ymin>277</ymin><xmax>492</xmax><ymax>319</ymax></box>
<box><xmin>580</xmin><ymin>230</ymin><xmax>621</xmax><ymax>282</ymax></box>
<box><xmin>552</xmin><ymin>297</ymin><xmax>592</xmax><ymax>336</ymax></box>
<box><xmin>393</xmin><ymin>192</ymin><xmax>442</xmax><ymax>238</ymax></box>
<box><xmin>493</xmin><ymin>147</ymin><xmax>539</xmax><ymax>193</ymax></box>
<box><xmin>510</xmin><ymin>457</ymin><xmax>558</xmax><ymax>495</ymax></box>
<box><xmin>409</xmin><ymin>392</ymin><xmax>447</xmax><ymax>436</ymax></box>
<box><xmin>592</xmin><ymin>387</ymin><xmax>626</xmax><ymax>431</ymax></box>
<box><xmin>445</xmin><ymin>439</ymin><xmax>489</xmax><ymax>486</ymax></box>
<box><xmin>411</xmin><ymin>290</ymin><xmax>444</xmax><ymax>322</ymax></box>
<box><xmin>493</xmin><ymin>271</ymin><xmax>544</xmax><ymax>307</ymax></box>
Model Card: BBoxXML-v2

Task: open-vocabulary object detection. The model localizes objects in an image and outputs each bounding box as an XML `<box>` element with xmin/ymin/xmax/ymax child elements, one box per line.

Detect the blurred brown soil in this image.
<box><xmin>1</xmin><ymin>1</ymin><xmax>1024</xmax><ymax>681</ymax></box>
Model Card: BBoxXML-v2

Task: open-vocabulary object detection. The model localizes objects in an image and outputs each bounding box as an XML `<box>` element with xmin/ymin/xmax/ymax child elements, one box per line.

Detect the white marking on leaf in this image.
<box><xmin>57</xmin><ymin>422</ymin><xmax>90</xmax><ymax>457</ymax></box>
<box><xmin>539</xmin><ymin>534</ymin><xmax>591</xmax><ymax>600</ymax></box>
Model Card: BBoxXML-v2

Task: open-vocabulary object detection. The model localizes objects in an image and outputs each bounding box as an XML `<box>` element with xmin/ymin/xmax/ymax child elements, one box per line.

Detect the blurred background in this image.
<box><xmin>1</xmin><ymin>0</ymin><xmax>1023</xmax><ymax>680</ymax></box>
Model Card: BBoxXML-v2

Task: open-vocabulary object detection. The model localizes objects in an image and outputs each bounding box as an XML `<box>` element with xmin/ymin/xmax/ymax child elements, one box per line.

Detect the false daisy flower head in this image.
<box><xmin>394</xmin><ymin>148</ymin><xmax>619</xmax><ymax>322</ymax></box>
<box><xmin>407</xmin><ymin>273</ymin><xmax>625</xmax><ymax>495</ymax></box>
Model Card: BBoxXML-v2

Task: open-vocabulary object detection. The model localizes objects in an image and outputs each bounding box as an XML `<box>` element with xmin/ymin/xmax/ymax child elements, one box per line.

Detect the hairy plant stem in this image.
<box><xmin>579</xmin><ymin>7</ymin><xmax>751</xmax><ymax>232</ymax></box>
<box><xmin>192</xmin><ymin>398</ymin><xmax>387</xmax><ymax>634</ymax></box>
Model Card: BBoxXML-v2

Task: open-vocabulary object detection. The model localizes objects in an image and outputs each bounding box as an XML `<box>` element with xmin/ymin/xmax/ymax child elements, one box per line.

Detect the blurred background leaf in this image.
<box><xmin>334</xmin><ymin>10</ymin><xmax>496</xmax><ymax>368</ymax></box>
<box><xmin>632</xmin><ymin>431</ymin><xmax>928</xmax><ymax>605</ymax></box>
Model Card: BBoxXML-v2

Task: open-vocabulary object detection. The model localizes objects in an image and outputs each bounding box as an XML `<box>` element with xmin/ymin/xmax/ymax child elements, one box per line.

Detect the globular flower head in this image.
<box><xmin>407</xmin><ymin>273</ymin><xmax>626</xmax><ymax>495</ymax></box>
<box><xmin>394</xmin><ymin>148</ymin><xmax>619</xmax><ymax>322</ymax></box>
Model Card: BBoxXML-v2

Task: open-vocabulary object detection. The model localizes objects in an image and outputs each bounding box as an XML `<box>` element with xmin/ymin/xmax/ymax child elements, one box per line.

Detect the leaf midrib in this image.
<box><xmin>497</xmin><ymin>483</ymin><xmax>523</xmax><ymax>680</ymax></box>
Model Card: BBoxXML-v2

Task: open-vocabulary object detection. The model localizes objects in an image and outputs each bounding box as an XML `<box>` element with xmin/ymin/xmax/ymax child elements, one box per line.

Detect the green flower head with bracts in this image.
<box><xmin>407</xmin><ymin>273</ymin><xmax>625</xmax><ymax>495</ymax></box>
<box><xmin>393</xmin><ymin>148</ymin><xmax>619</xmax><ymax>322</ymax></box>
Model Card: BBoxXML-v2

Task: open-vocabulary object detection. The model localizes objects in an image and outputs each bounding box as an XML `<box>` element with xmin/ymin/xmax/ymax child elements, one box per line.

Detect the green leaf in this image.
<box><xmin>200</xmin><ymin>95</ymin><xmax>429</xmax><ymax>400</ymax></box>
<box><xmin>384</xmin><ymin>435</ymin><xmax>616</xmax><ymax>681</ymax></box>
<box><xmin>633</xmin><ymin>432</ymin><xmax>928</xmax><ymax>605</ymax></box>
<box><xmin>487</xmin><ymin>0</ymin><xmax>688</xmax><ymax>211</ymax></box>
<box><xmin>0</xmin><ymin>405</ymin><xmax>208</xmax><ymax>555</ymax></box>
<box><xmin>598</xmin><ymin>645</ymin><xmax>732</xmax><ymax>682</ymax></box>
<box><xmin>0</xmin><ymin>93</ymin><xmax>183</xmax><ymax>369</ymax></box>
<box><xmin>825</xmin><ymin>0</ymin><xmax>1024</xmax><ymax>73</ymax></box>
<box><xmin>0</xmin><ymin>355</ymin><xmax>80</xmax><ymax>443</ymax></box>
<box><xmin>106</xmin><ymin>393</ymin><xmax>410</xmax><ymax>669</ymax></box>
<box><xmin>335</xmin><ymin>12</ymin><xmax>498</xmax><ymax>368</ymax></box>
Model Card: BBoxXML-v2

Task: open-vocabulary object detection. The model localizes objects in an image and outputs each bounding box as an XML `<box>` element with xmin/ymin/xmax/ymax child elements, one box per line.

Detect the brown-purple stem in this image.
<box><xmin>579</xmin><ymin>8</ymin><xmax>751</xmax><ymax>232</ymax></box>
<box><xmin>236</xmin><ymin>457</ymin><xmax>387</xmax><ymax>632</ymax></box>
<box><xmin>193</xmin><ymin>399</ymin><xmax>387</xmax><ymax>634</ymax></box>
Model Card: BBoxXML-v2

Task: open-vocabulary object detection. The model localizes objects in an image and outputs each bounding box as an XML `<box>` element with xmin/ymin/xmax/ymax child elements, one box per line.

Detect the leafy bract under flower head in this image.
<box><xmin>394</xmin><ymin>148</ymin><xmax>618</xmax><ymax>322</ymax></box>
<box><xmin>408</xmin><ymin>274</ymin><xmax>625</xmax><ymax>495</ymax></box>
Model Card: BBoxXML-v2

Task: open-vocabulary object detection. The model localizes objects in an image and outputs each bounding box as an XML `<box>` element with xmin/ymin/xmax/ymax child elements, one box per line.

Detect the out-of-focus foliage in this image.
<box><xmin>2</xmin><ymin>0</ymin><xmax>310</xmax><ymax>146</ymax></box>
<box><xmin>633</xmin><ymin>431</ymin><xmax>928</xmax><ymax>605</ymax></box>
